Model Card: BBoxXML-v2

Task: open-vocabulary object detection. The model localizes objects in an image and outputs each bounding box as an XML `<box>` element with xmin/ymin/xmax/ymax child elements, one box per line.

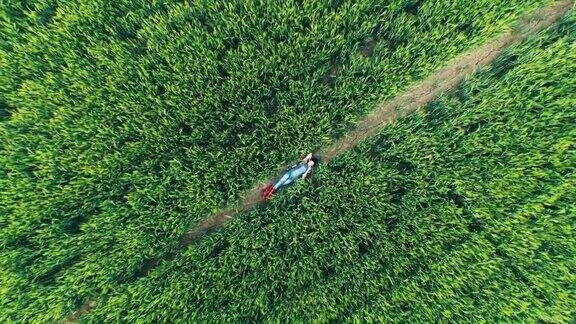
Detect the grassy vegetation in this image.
<box><xmin>0</xmin><ymin>0</ymin><xmax>557</xmax><ymax>320</ymax></box>
<box><xmin>80</xmin><ymin>13</ymin><xmax>576</xmax><ymax>322</ymax></box>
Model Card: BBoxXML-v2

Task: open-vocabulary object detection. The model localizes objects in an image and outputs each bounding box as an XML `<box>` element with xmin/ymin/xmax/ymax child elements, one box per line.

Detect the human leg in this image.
<box><xmin>273</xmin><ymin>173</ymin><xmax>290</xmax><ymax>190</ymax></box>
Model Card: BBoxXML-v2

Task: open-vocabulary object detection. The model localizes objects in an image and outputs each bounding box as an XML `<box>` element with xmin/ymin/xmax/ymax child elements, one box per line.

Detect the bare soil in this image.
<box><xmin>358</xmin><ymin>37</ymin><xmax>378</xmax><ymax>57</ymax></box>
<box><xmin>62</xmin><ymin>1</ymin><xmax>574</xmax><ymax>322</ymax></box>
<box><xmin>61</xmin><ymin>300</ymin><xmax>95</xmax><ymax>324</ymax></box>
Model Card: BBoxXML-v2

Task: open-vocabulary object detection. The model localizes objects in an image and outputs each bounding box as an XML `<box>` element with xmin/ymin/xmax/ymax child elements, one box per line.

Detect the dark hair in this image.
<box><xmin>310</xmin><ymin>155</ymin><xmax>320</xmax><ymax>166</ymax></box>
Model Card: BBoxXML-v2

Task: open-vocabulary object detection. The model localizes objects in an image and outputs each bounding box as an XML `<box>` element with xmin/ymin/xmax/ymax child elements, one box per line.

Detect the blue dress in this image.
<box><xmin>273</xmin><ymin>163</ymin><xmax>309</xmax><ymax>190</ymax></box>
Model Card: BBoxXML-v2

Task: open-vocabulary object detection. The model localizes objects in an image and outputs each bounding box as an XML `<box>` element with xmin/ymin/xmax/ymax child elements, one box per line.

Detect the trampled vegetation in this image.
<box><xmin>0</xmin><ymin>0</ymin><xmax>573</xmax><ymax>322</ymax></box>
<box><xmin>84</xmin><ymin>13</ymin><xmax>576</xmax><ymax>322</ymax></box>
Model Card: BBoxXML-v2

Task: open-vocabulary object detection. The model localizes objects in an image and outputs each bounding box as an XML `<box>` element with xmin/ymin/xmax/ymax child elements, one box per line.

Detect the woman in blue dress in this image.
<box><xmin>261</xmin><ymin>153</ymin><xmax>316</xmax><ymax>201</ymax></box>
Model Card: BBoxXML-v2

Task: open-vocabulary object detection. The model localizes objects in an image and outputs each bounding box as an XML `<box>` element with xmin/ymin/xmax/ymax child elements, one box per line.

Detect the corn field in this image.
<box><xmin>0</xmin><ymin>0</ymin><xmax>574</xmax><ymax>322</ymax></box>
<box><xmin>81</xmin><ymin>12</ymin><xmax>576</xmax><ymax>322</ymax></box>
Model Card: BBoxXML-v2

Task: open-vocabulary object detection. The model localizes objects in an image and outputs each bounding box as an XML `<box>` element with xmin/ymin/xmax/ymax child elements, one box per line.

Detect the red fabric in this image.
<box><xmin>261</xmin><ymin>184</ymin><xmax>276</xmax><ymax>201</ymax></box>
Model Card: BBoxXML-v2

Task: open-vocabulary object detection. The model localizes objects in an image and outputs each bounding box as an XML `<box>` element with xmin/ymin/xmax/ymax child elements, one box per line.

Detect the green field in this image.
<box><xmin>84</xmin><ymin>12</ymin><xmax>575</xmax><ymax>322</ymax></box>
<box><xmin>1</xmin><ymin>0</ymin><xmax>574</xmax><ymax>322</ymax></box>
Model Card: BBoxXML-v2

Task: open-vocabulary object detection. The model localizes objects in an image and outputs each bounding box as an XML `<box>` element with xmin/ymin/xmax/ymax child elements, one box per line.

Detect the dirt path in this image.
<box><xmin>62</xmin><ymin>0</ymin><xmax>574</xmax><ymax>322</ymax></box>
<box><xmin>320</xmin><ymin>0</ymin><xmax>574</xmax><ymax>161</ymax></box>
<box><xmin>61</xmin><ymin>301</ymin><xmax>95</xmax><ymax>324</ymax></box>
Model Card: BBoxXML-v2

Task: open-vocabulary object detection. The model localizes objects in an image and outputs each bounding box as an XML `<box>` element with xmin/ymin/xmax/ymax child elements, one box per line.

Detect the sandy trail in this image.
<box><xmin>62</xmin><ymin>0</ymin><xmax>574</xmax><ymax>322</ymax></box>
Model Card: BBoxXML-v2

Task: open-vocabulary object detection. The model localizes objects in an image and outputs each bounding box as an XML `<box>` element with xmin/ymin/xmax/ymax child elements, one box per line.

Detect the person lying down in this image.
<box><xmin>261</xmin><ymin>153</ymin><xmax>316</xmax><ymax>201</ymax></box>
